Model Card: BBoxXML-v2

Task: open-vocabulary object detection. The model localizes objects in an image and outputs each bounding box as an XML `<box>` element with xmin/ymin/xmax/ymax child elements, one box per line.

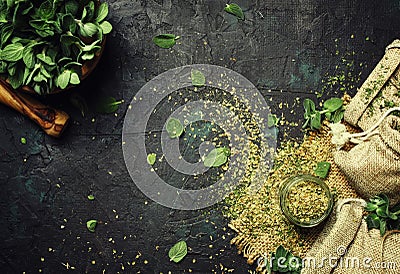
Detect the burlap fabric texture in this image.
<box><xmin>334</xmin><ymin>115</ymin><xmax>400</xmax><ymax>205</ymax></box>
<box><xmin>345</xmin><ymin>39</ymin><xmax>400</xmax><ymax>131</ymax></box>
<box><xmin>229</xmin><ymin>122</ymin><xmax>361</xmax><ymax>268</ymax></box>
<box><xmin>302</xmin><ymin>199</ymin><xmax>400</xmax><ymax>274</ymax></box>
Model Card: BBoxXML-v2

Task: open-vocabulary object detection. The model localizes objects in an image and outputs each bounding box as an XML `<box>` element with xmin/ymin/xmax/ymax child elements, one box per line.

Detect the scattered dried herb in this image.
<box><xmin>168</xmin><ymin>240</ymin><xmax>187</xmax><ymax>263</ymax></box>
<box><xmin>87</xmin><ymin>195</ymin><xmax>95</xmax><ymax>200</ymax></box>
<box><xmin>286</xmin><ymin>181</ymin><xmax>329</xmax><ymax>223</ymax></box>
<box><xmin>20</xmin><ymin>137</ymin><xmax>27</xmax><ymax>144</ymax></box>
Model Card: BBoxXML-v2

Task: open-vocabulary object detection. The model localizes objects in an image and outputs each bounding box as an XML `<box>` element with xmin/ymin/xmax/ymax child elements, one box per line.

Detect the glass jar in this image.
<box><xmin>279</xmin><ymin>174</ymin><xmax>334</xmax><ymax>228</ymax></box>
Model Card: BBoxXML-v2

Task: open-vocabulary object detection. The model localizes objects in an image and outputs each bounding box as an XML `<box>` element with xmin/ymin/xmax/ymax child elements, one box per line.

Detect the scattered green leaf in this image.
<box><xmin>191</xmin><ymin>69</ymin><xmax>205</xmax><ymax>87</ymax></box>
<box><xmin>147</xmin><ymin>153</ymin><xmax>157</xmax><ymax>165</ymax></box>
<box><xmin>314</xmin><ymin>162</ymin><xmax>331</xmax><ymax>179</ymax></box>
<box><xmin>20</xmin><ymin>137</ymin><xmax>27</xmax><ymax>144</ymax></box>
<box><xmin>153</xmin><ymin>34</ymin><xmax>179</xmax><ymax>49</ymax></box>
<box><xmin>203</xmin><ymin>147</ymin><xmax>230</xmax><ymax>167</ymax></box>
<box><xmin>97</xmin><ymin>97</ymin><xmax>123</xmax><ymax>114</ymax></box>
<box><xmin>269</xmin><ymin>245</ymin><xmax>302</xmax><ymax>274</ymax></box>
<box><xmin>267</xmin><ymin>114</ymin><xmax>279</xmax><ymax>128</ymax></box>
<box><xmin>166</xmin><ymin>118</ymin><xmax>184</xmax><ymax>138</ymax></box>
<box><xmin>224</xmin><ymin>3</ymin><xmax>244</xmax><ymax>20</ymax></box>
<box><xmin>87</xmin><ymin>195</ymin><xmax>95</xmax><ymax>200</ymax></box>
<box><xmin>86</xmin><ymin>219</ymin><xmax>97</xmax><ymax>232</ymax></box>
<box><xmin>168</xmin><ymin>240</ymin><xmax>187</xmax><ymax>263</ymax></box>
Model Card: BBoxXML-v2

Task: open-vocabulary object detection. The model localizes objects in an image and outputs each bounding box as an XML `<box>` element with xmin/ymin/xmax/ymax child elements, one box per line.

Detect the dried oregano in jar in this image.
<box><xmin>279</xmin><ymin>174</ymin><xmax>333</xmax><ymax>227</ymax></box>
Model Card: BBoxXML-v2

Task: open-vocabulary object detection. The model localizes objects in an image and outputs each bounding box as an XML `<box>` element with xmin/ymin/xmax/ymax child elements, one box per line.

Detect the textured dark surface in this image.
<box><xmin>1</xmin><ymin>0</ymin><xmax>400</xmax><ymax>273</ymax></box>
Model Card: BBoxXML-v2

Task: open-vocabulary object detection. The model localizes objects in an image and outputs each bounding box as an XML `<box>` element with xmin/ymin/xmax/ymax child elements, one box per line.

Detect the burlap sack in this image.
<box><xmin>302</xmin><ymin>199</ymin><xmax>400</xmax><ymax>274</ymax></box>
<box><xmin>345</xmin><ymin>39</ymin><xmax>400</xmax><ymax>131</ymax></box>
<box><xmin>334</xmin><ymin>115</ymin><xmax>400</xmax><ymax>205</ymax></box>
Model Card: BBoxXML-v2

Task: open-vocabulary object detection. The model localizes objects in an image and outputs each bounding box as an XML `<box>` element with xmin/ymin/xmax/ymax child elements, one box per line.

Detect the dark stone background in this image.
<box><xmin>1</xmin><ymin>0</ymin><xmax>400</xmax><ymax>273</ymax></box>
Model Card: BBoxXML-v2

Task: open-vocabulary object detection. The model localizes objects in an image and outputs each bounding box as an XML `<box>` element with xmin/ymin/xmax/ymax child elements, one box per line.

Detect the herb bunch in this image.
<box><xmin>0</xmin><ymin>0</ymin><xmax>112</xmax><ymax>94</ymax></box>
<box><xmin>365</xmin><ymin>194</ymin><xmax>400</xmax><ymax>236</ymax></box>
<box><xmin>302</xmin><ymin>98</ymin><xmax>344</xmax><ymax>130</ymax></box>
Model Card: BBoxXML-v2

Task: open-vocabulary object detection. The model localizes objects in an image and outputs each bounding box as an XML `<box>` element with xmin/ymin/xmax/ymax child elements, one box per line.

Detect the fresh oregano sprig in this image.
<box><xmin>302</xmin><ymin>98</ymin><xmax>344</xmax><ymax>130</ymax></box>
<box><xmin>0</xmin><ymin>0</ymin><xmax>112</xmax><ymax>94</ymax></box>
<box><xmin>365</xmin><ymin>194</ymin><xmax>400</xmax><ymax>236</ymax></box>
<box><xmin>266</xmin><ymin>245</ymin><xmax>302</xmax><ymax>274</ymax></box>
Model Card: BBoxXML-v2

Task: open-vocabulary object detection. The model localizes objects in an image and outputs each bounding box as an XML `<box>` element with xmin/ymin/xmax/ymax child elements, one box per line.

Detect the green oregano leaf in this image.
<box><xmin>376</xmin><ymin>206</ymin><xmax>388</xmax><ymax>218</ymax></box>
<box><xmin>84</xmin><ymin>1</ymin><xmax>95</xmax><ymax>21</ymax></box>
<box><xmin>1</xmin><ymin>43</ymin><xmax>24</xmax><ymax>61</ymax></box>
<box><xmin>38</xmin><ymin>0</ymin><xmax>55</xmax><ymax>20</ymax></box>
<box><xmin>70</xmin><ymin>72</ymin><xmax>80</xmax><ymax>85</ymax></box>
<box><xmin>1</xmin><ymin>24</ymin><xmax>14</xmax><ymax>47</ymax></box>
<box><xmin>303</xmin><ymin>98</ymin><xmax>316</xmax><ymax>117</ymax></box>
<box><xmin>203</xmin><ymin>147</ymin><xmax>230</xmax><ymax>167</ymax></box>
<box><xmin>20</xmin><ymin>137</ymin><xmax>27</xmax><ymax>144</ymax></box>
<box><xmin>86</xmin><ymin>219</ymin><xmax>97</xmax><ymax>232</ymax></box>
<box><xmin>323</xmin><ymin>98</ymin><xmax>343</xmax><ymax>112</ymax></box>
<box><xmin>60</xmin><ymin>34</ymin><xmax>80</xmax><ymax>46</ymax></box>
<box><xmin>191</xmin><ymin>69</ymin><xmax>205</xmax><ymax>87</ymax></box>
<box><xmin>153</xmin><ymin>34</ymin><xmax>179</xmax><ymax>49</ymax></box>
<box><xmin>65</xmin><ymin>0</ymin><xmax>79</xmax><ymax>16</ymax></box>
<box><xmin>379</xmin><ymin>219</ymin><xmax>387</xmax><ymax>236</ymax></box>
<box><xmin>224</xmin><ymin>3</ymin><xmax>244</xmax><ymax>20</ymax></box>
<box><xmin>147</xmin><ymin>153</ymin><xmax>156</xmax><ymax>165</ymax></box>
<box><xmin>95</xmin><ymin>2</ymin><xmax>109</xmax><ymax>23</ymax></box>
<box><xmin>87</xmin><ymin>195</ymin><xmax>95</xmax><ymax>200</ymax></box>
<box><xmin>314</xmin><ymin>161</ymin><xmax>331</xmax><ymax>179</ymax></box>
<box><xmin>57</xmin><ymin>69</ymin><xmax>71</xmax><ymax>89</ymax></box>
<box><xmin>168</xmin><ymin>240</ymin><xmax>187</xmax><ymax>263</ymax></box>
<box><xmin>22</xmin><ymin>47</ymin><xmax>35</xmax><ymax>69</ymax></box>
<box><xmin>79</xmin><ymin>22</ymin><xmax>98</xmax><ymax>37</ymax></box>
<box><xmin>97</xmin><ymin>97</ymin><xmax>123</xmax><ymax>114</ymax></box>
<box><xmin>275</xmin><ymin>245</ymin><xmax>287</xmax><ymax>259</ymax></box>
<box><xmin>267</xmin><ymin>114</ymin><xmax>279</xmax><ymax>128</ymax></box>
<box><xmin>310</xmin><ymin>111</ymin><xmax>322</xmax><ymax>130</ymax></box>
<box><xmin>365</xmin><ymin>203</ymin><xmax>378</xmax><ymax>212</ymax></box>
<box><xmin>99</xmin><ymin>21</ymin><xmax>112</xmax><ymax>34</ymax></box>
<box><xmin>366</xmin><ymin>213</ymin><xmax>380</xmax><ymax>229</ymax></box>
<box><xmin>166</xmin><ymin>118</ymin><xmax>184</xmax><ymax>138</ymax></box>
